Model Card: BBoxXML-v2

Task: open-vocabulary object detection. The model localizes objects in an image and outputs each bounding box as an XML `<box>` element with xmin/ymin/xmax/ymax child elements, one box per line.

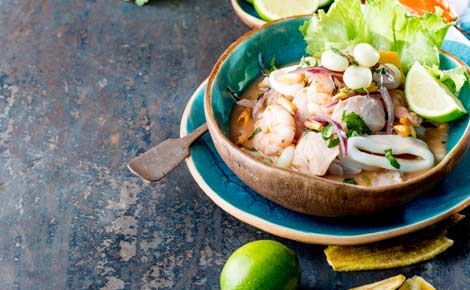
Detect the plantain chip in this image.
<box><xmin>324</xmin><ymin>214</ymin><xmax>464</xmax><ymax>272</ymax></box>
<box><xmin>349</xmin><ymin>274</ymin><xmax>406</xmax><ymax>290</ymax></box>
<box><xmin>398</xmin><ymin>276</ymin><xmax>436</xmax><ymax>290</ymax></box>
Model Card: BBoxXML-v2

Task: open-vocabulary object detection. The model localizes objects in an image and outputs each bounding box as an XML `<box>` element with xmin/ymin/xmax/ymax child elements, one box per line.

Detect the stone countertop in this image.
<box><xmin>0</xmin><ymin>0</ymin><xmax>468</xmax><ymax>289</ymax></box>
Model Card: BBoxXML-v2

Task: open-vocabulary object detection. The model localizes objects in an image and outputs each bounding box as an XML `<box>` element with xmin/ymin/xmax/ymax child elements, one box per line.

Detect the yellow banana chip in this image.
<box><xmin>325</xmin><ymin>234</ymin><xmax>453</xmax><ymax>271</ymax></box>
<box><xmin>398</xmin><ymin>276</ymin><xmax>436</xmax><ymax>290</ymax></box>
<box><xmin>325</xmin><ymin>214</ymin><xmax>463</xmax><ymax>272</ymax></box>
<box><xmin>349</xmin><ymin>274</ymin><xmax>406</xmax><ymax>290</ymax></box>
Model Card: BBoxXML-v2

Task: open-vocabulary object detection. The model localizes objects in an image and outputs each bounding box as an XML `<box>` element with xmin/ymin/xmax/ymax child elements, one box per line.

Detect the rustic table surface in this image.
<box><xmin>0</xmin><ymin>0</ymin><xmax>468</xmax><ymax>289</ymax></box>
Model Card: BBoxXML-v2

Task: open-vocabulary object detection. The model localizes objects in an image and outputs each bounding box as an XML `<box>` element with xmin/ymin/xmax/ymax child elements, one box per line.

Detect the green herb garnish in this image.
<box><xmin>343</xmin><ymin>178</ymin><xmax>358</xmax><ymax>185</ymax></box>
<box><xmin>330</xmin><ymin>75</ymin><xmax>338</xmax><ymax>95</ymax></box>
<box><xmin>248</xmin><ymin>127</ymin><xmax>262</xmax><ymax>140</ymax></box>
<box><xmin>247</xmin><ymin>147</ymin><xmax>258</xmax><ymax>152</ymax></box>
<box><xmin>321</xmin><ymin>124</ymin><xmax>340</xmax><ymax>148</ymax></box>
<box><xmin>267</xmin><ymin>57</ymin><xmax>278</xmax><ymax>74</ymax></box>
<box><xmin>361</xmin><ymin>175</ymin><xmax>371</xmax><ymax>186</ymax></box>
<box><xmin>262</xmin><ymin>157</ymin><xmax>273</xmax><ymax>164</ymax></box>
<box><xmin>327</xmin><ymin>138</ymin><xmax>340</xmax><ymax>148</ymax></box>
<box><xmin>340</xmin><ymin>87</ymin><xmax>351</xmax><ymax>94</ymax></box>
<box><xmin>384</xmin><ymin>149</ymin><xmax>400</xmax><ymax>169</ymax></box>
<box><xmin>321</xmin><ymin>124</ymin><xmax>334</xmax><ymax>139</ymax></box>
<box><xmin>351</xmin><ymin>59</ymin><xmax>359</xmax><ymax>66</ymax></box>
<box><xmin>353</xmin><ymin>88</ymin><xmax>367</xmax><ymax>93</ymax></box>
<box><xmin>330</xmin><ymin>47</ymin><xmax>346</xmax><ymax>57</ymax></box>
<box><xmin>303</xmin><ymin>129</ymin><xmax>317</xmax><ymax>135</ymax></box>
<box><xmin>342</xmin><ymin>111</ymin><xmax>371</xmax><ymax>137</ymax></box>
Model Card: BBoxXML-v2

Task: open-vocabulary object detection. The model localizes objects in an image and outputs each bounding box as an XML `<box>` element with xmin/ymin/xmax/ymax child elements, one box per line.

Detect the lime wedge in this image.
<box><xmin>318</xmin><ymin>0</ymin><xmax>334</xmax><ymax>8</ymax></box>
<box><xmin>405</xmin><ymin>62</ymin><xmax>467</xmax><ymax>122</ymax></box>
<box><xmin>253</xmin><ymin>0</ymin><xmax>319</xmax><ymax>21</ymax></box>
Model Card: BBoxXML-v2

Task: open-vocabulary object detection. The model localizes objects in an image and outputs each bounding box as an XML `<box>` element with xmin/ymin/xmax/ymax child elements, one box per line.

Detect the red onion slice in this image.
<box><xmin>236</xmin><ymin>99</ymin><xmax>257</xmax><ymax>108</ymax></box>
<box><xmin>290</xmin><ymin>66</ymin><xmax>343</xmax><ymax>78</ymax></box>
<box><xmin>325</xmin><ymin>101</ymin><xmax>339</xmax><ymax>108</ymax></box>
<box><xmin>252</xmin><ymin>92</ymin><xmax>268</xmax><ymax>118</ymax></box>
<box><xmin>379</xmin><ymin>85</ymin><xmax>394</xmax><ymax>134</ymax></box>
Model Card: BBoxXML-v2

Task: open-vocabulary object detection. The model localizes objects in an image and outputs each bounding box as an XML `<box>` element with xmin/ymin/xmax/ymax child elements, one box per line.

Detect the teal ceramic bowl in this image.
<box><xmin>231</xmin><ymin>0</ymin><xmax>265</xmax><ymax>28</ymax></box>
<box><xmin>205</xmin><ymin>16</ymin><xmax>470</xmax><ymax>217</ymax></box>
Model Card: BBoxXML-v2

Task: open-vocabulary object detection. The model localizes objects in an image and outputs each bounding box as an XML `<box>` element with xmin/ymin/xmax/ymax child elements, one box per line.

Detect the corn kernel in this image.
<box><xmin>237</xmin><ymin>109</ymin><xmax>251</xmax><ymax>127</ymax></box>
<box><xmin>277</xmin><ymin>96</ymin><xmax>297</xmax><ymax>115</ymax></box>
<box><xmin>367</xmin><ymin>82</ymin><xmax>379</xmax><ymax>92</ymax></box>
<box><xmin>393</xmin><ymin>124</ymin><xmax>411</xmax><ymax>137</ymax></box>
<box><xmin>304</xmin><ymin>119</ymin><xmax>323</xmax><ymax>131</ymax></box>
<box><xmin>235</xmin><ymin>133</ymin><xmax>248</xmax><ymax>145</ymax></box>
<box><xmin>399</xmin><ymin>117</ymin><xmax>409</xmax><ymax>125</ymax></box>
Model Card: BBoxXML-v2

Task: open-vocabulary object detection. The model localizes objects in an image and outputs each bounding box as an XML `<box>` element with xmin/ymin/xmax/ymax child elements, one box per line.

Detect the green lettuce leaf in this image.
<box><xmin>428</xmin><ymin>65</ymin><xmax>469</xmax><ymax>95</ymax></box>
<box><xmin>300</xmin><ymin>0</ymin><xmax>369</xmax><ymax>57</ymax></box>
<box><xmin>301</xmin><ymin>0</ymin><xmax>452</xmax><ymax>73</ymax></box>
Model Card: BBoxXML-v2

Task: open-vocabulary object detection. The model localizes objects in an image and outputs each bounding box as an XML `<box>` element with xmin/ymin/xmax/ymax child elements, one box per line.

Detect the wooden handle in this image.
<box><xmin>127</xmin><ymin>123</ymin><xmax>208</xmax><ymax>182</ymax></box>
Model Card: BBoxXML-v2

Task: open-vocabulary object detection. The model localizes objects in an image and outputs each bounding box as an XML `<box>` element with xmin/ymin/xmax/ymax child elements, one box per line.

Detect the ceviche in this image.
<box><xmin>229</xmin><ymin>0</ymin><xmax>468</xmax><ymax>186</ymax></box>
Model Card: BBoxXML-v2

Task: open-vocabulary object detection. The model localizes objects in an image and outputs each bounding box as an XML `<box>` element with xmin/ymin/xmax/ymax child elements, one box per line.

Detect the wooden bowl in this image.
<box><xmin>205</xmin><ymin>16</ymin><xmax>470</xmax><ymax>217</ymax></box>
<box><xmin>231</xmin><ymin>0</ymin><xmax>266</xmax><ymax>28</ymax></box>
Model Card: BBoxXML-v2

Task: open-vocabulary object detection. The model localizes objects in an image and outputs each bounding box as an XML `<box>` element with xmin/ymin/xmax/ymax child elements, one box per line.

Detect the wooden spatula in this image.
<box><xmin>128</xmin><ymin>123</ymin><xmax>208</xmax><ymax>182</ymax></box>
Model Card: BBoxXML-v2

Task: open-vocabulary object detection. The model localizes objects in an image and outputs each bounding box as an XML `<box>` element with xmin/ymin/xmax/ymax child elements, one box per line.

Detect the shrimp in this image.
<box><xmin>293</xmin><ymin>85</ymin><xmax>335</xmax><ymax>121</ymax></box>
<box><xmin>306</xmin><ymin>72</ymin><xmax>336</xmax><ymax>94</ymax></box>
<box><xmin>252</xmin><ymin>105</ymin><xmax>296</xmax><ymax>156</ymax></box>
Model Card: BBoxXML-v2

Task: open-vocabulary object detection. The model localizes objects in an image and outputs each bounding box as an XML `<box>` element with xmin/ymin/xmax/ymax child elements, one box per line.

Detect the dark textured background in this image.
<box><xmin>0</xmin><ymin>0</ymin><xmax>468</xmax><ymax>289</ymax></box>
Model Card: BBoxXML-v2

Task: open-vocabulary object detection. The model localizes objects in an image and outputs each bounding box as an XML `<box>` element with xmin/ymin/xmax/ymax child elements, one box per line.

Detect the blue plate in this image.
<box><xmin>181</xmin><ymin>41</ymin><xmax>470</xmax><ymax>245</ymax></box>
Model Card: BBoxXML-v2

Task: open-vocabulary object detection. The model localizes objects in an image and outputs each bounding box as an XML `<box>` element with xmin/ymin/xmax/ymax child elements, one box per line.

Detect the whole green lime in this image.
<box><xmin>220</xmin><ymin>240</ymin><xmax>301</xmax><ymax>290</ymax></box>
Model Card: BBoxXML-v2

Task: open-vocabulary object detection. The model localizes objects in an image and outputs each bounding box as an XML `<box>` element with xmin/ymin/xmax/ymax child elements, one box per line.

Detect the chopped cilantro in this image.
<box><xmin>260</xmin><ymin>55</ymin><xmax>279</xmax><ymax>75</ymax></box>
<box><xmin>303</xmin><ymin>129</ymin><xmax>317</xmax><ymax>135</ymax></box>
<box><xmin>343</xmin><ymin>178</ymin><xmax>358</xmax><ymax>185</ymax></box>
<box><xmin>361</xmin><ymin>175</ymin><xmax>371</xmax><ymax>186</ymax></box>
<box><xmin>340</xmin><ymin>87</ymin><xmax>351</xmax><ymax>94</ymax></box>
<box><xmin>353</xmin><ymin>88</ymin><xmax>367</xmax><ymax>93</ymax></box>
<box><xmin>330</xmin><ymin>47</ymin><xmax>346</xmax><ymax>57</ymax></box>
<box><xmin>384</xmin><ymin>149</ymin><xmax>400</xmax><ymax>169</ymax></box>
<box><xmin>351</xmin><ymin>59</ymin><xmax>359</xmax><ymax>66</ymax></box>
<box><xmin>247</xmin><ymin>147</ymin><xmax>258</xmax><ymax>152</ymax></box>
<box><xmin>262</xmin><ymin>157</ymin><xmax>273</xmax><ymax>164</ymax></box>
<box><xmin>248</xmin><ymin>127</ymin><xmax>261</xmax><ymax>140</ymax></box>
<box><xmin>321</xmin><ymin>124</ymin><xmax>340</xmax><ymax>148</ymax></box>
<box><xmin>321</xmin><ymin>124</ymin><xmax>334</xmax><ymax>139</ymax></box>
<box><xmin>327</xmin><ymin>138</ymin><xmax>340</xmax><ymax>148</ymax></box>
<box><xmin>342</xmin><ymin>111</ymin><xmax>371</xmax><ymax>137</ymax></box>
<box><xmin>330</xmin><ymin>75</ymin><xmax>338</xmax><ymax>95</ymax></box>
<box><xmin>267</xmin><ymin>57</ymin><xmax>278</xmax><ymax>74</ymax></box>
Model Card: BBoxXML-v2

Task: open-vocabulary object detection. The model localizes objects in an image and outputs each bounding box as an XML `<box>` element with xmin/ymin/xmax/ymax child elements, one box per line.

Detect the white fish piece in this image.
<box><xmin>369</xmin><ymin>171</ymin><xmax>405</xmax><ymax>186</ymax></box>
<box><xmin>332</xmin><ymin>95</ymin><xmax>386</xmax><ymax>132</ymax></box>
<box><xmin>328</xmin><ymin>156</ymin><xmax>377</xmax><ymax>175</ymax></box>
<box><xmin>276</xmin><ymin>145</ymin><xmax>296</xmax><ymax>168</ymax></box>
<box><xmin>348</xmin><ymin>135</ymin><xmax>435</xmax><ymax>172</ymax></box>
<box><xmin>292</xmin><ymin>132</ymin><xmax>340</xmax><ymax>176</ymax></box>
<box><xmin>269</xmin><ymin>65</ymin><xmax>305</xmax><ymax>96</ymax></box>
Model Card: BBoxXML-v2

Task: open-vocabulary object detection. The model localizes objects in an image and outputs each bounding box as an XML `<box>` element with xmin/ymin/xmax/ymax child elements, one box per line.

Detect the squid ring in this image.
<box><xmin>348</xmin><ymin>135</ymin><xmax>435</xmax><ymax>172</ymax></box>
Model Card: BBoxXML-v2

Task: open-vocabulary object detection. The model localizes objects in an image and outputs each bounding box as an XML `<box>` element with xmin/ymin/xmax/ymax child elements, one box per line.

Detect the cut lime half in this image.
<box><xmin>405</xmin><ymin>62</ymin><xmax>467</xmax><ymax>123</ymax></box>
<box><xmin>253</xmin><ymin>0</ymin><xmax>319</xmax><ymax>21</ymax></box>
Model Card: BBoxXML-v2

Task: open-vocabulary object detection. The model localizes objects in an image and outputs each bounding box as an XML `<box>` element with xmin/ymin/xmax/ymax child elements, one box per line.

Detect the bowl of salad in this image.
<box><xmin>206</xmin><ymin>0</ymin><xmax>470</xmax><ymax>217</ymax></box>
